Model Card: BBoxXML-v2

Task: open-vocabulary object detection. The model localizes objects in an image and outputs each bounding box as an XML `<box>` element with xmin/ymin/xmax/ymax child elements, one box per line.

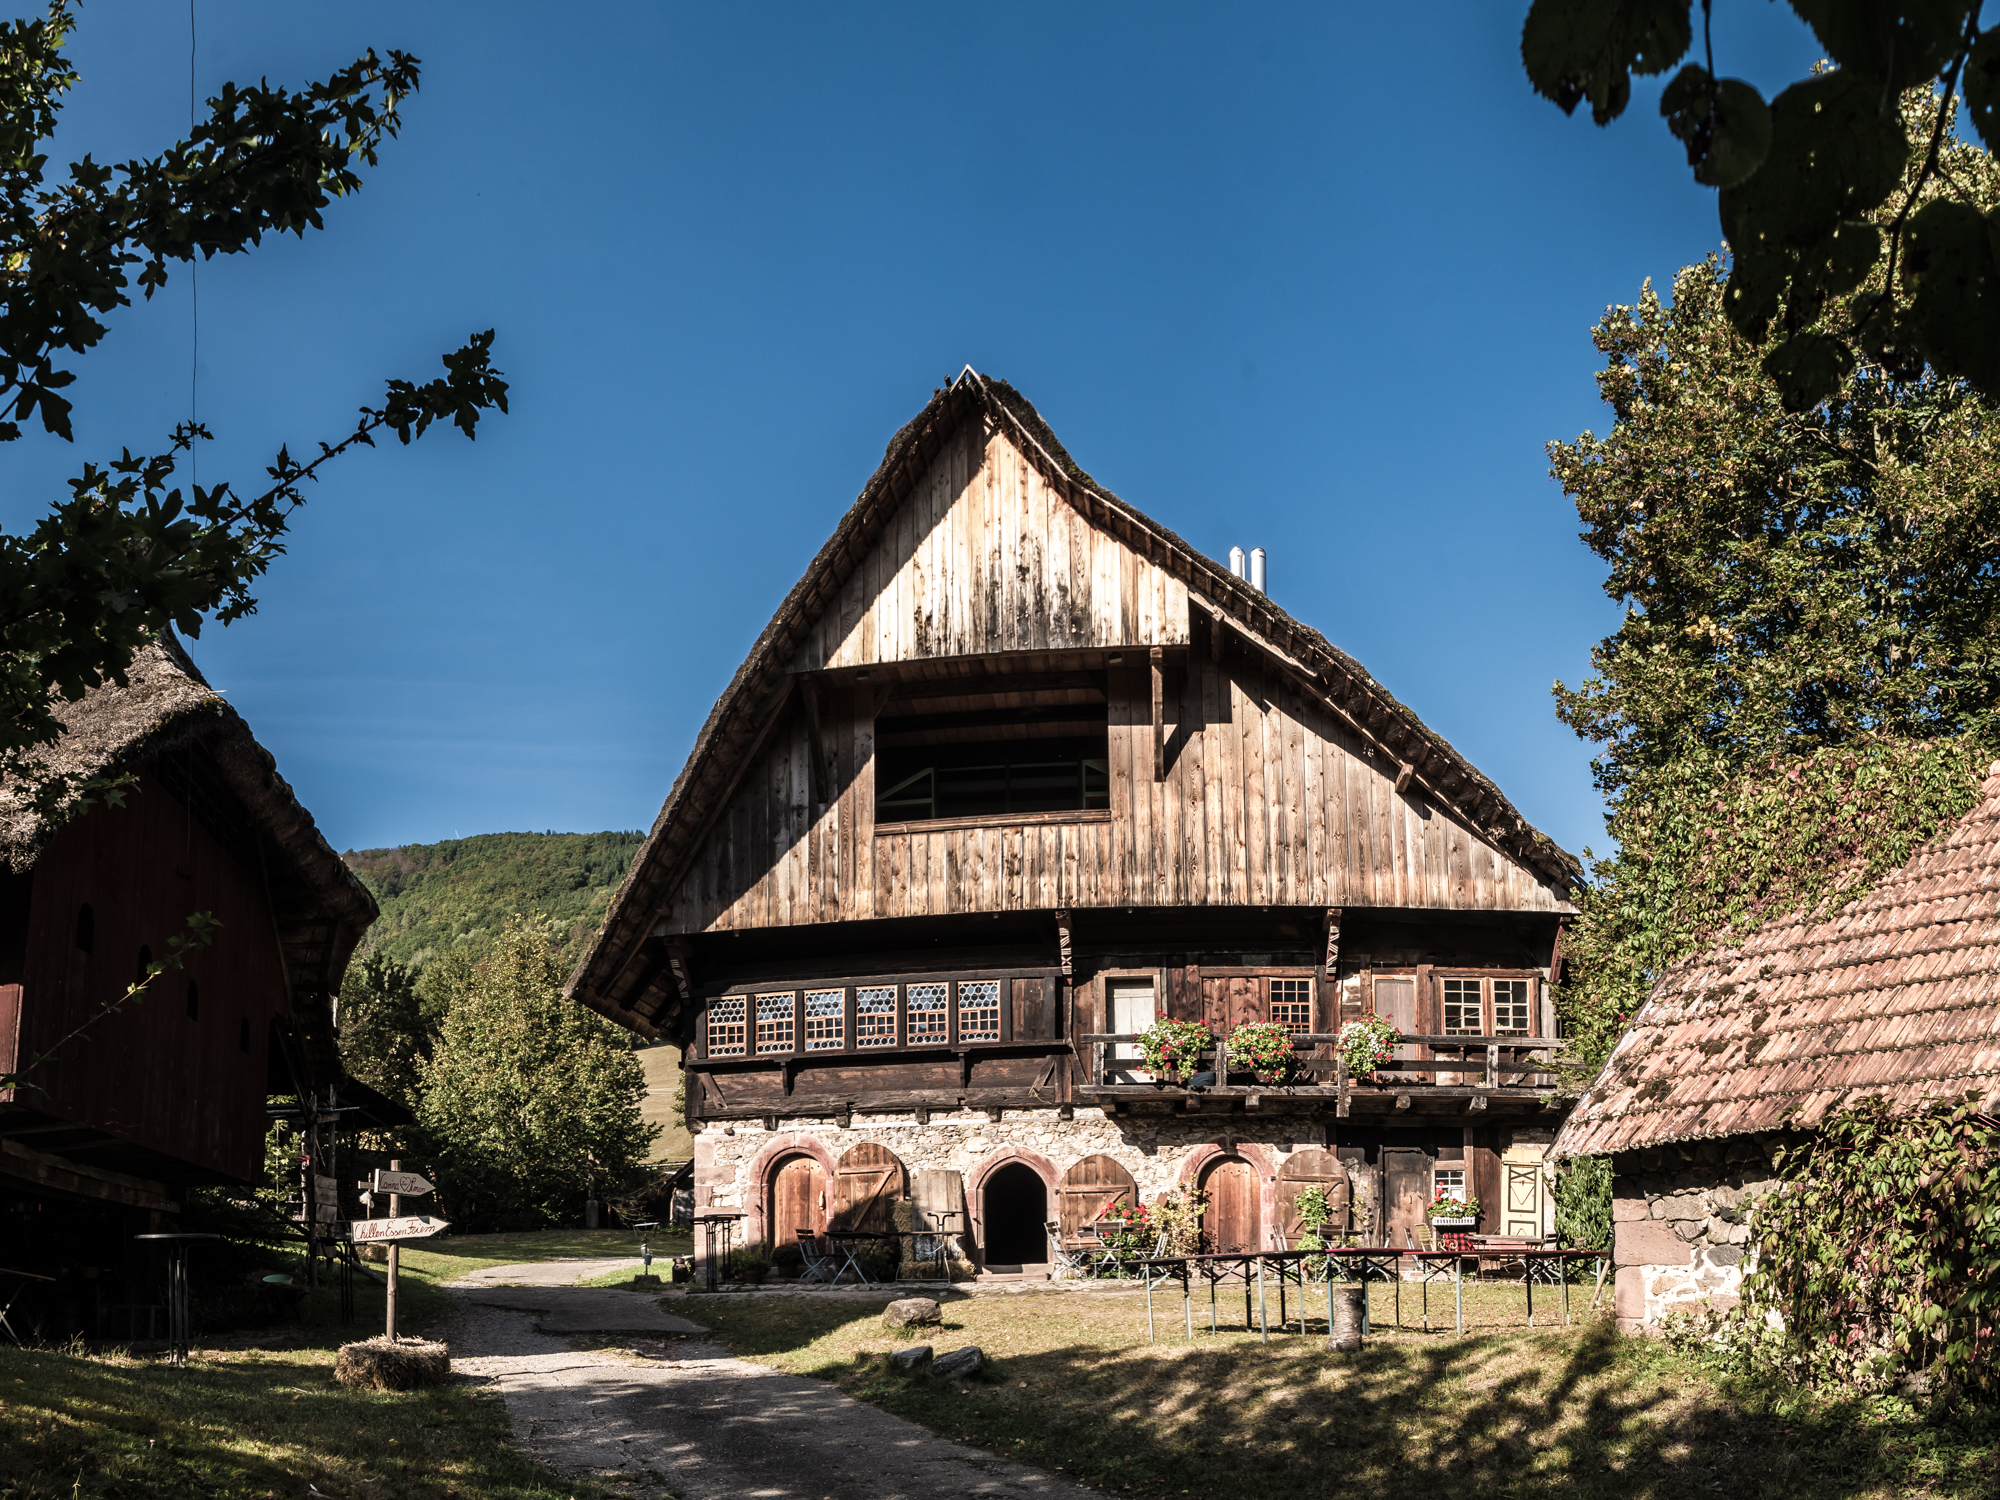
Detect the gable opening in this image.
<box><xmin>875</xmin><ymin>676</ymin><xmax>1109</xmax><ymax>825</ymax></box>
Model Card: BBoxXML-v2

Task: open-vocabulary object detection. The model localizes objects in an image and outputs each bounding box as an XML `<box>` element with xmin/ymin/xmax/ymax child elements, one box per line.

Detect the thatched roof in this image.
<box><xmin>1551</xmin><ymin>764</ymin><xmax>2000</xmax><ymax>1161</ymax></box>
<box><xmin>569</xmin><ymin>370</ymin><xmax>1582</xmax><ymax>1038</ymax></box>
<box><xmin>0</xmin><ymin>632</ymin><xmax>377</xmax><ymax>1002</ymax></box>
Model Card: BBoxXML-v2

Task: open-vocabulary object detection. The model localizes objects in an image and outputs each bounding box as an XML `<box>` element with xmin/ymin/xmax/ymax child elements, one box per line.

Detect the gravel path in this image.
<box><xmin>446</xmin><ymin>1262</ymin><xmax>1104</xmax><ymax>1500</ymax></box>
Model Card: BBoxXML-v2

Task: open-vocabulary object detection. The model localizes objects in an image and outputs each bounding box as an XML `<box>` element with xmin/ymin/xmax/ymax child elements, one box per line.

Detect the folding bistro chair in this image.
<box><xmin>1047</xmin><ymin>1221</ymin><xmax>1093</xmax><ymax>1280</ymax></box>
<box><xmin>796</xmin><ymin>1231</ymin><xmax>838</xmax><ymax>1286</ymax></box>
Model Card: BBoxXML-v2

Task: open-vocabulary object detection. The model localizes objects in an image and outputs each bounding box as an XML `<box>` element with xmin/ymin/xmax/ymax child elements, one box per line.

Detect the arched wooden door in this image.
<box><xmin>1057</xmin><ymin>1154</ymin><xmax>1135</xmax><ymax>1244</ymax></box>
<box><xmin>768</xmin><ymin>1154</ymin><xmax>827</xmax><ymax>1252</ymax></box>
<box><xmin>1201</xmin><ymin>1155</ymin><xmax>1260</xmax><ymax>1253</ymax></box>
<box><xmin>1275</xmin><ymin>1149</ymin><xmax>1349</xmax><ymax>1247</ymax></box>
<box><xmin>831</xmin><ymin>1142</ymin><xmax>905</xmax><ymax>1232</ymax></box>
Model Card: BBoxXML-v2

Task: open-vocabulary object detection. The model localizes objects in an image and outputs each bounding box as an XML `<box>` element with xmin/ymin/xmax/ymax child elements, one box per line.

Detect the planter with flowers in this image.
<box><xmin>1096</xmin><ymin>1198</ymin><xmax>1157</xmax><ymax>1264</ymax></box>
<box><xmin>1226</xmin><ymin>1021</ymin><xmax>1300</xmax><ymax>1085</ymax></box>
<box><xmin>1337</xmin><ymin>1013</ymin><xmax>1401</xmax><ymax>1083</ymax></box>
<box><xmin>1428</xmin><ymin>1190</ymin><xmax>1480</xmax><ymax>1252</ymax></box>
<box><xmin>1134</xmin><ymin>1018</ymin><xmax>1214</xmax><ymax>1087</ymax></box>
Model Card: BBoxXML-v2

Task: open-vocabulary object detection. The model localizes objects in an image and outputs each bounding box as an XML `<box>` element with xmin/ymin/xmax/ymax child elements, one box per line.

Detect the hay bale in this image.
<box><xmin>335</xmin><ymin>1336</ymin><xmax>451</xmax><ymax>1390</ymax></box>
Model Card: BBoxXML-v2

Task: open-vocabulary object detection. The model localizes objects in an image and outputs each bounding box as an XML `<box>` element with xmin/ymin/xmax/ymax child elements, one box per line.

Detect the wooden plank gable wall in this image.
<box><xmin>666</xmin><ymin>425</ymin><xmax>1568</xmax><ymax>933</ymax></box>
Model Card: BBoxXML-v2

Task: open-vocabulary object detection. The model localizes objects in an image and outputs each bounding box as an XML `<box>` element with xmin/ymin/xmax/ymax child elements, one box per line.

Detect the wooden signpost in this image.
<box><xmin>349</xmin><ymin>1158</ymin><xmax>447</xmax><ymax>1341</ymax></box>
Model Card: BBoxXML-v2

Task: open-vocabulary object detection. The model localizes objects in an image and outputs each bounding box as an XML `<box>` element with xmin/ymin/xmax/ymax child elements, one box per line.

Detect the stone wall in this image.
<box><xmin>1610</xmin><ymin>1136</ymin><xmax>1781</xmax><ymax>1334</ymax></box>
<box><xmin>694</xmin><ymin>1107</ymin><xmax>1339</xmax><ymax>1272</ymax></box>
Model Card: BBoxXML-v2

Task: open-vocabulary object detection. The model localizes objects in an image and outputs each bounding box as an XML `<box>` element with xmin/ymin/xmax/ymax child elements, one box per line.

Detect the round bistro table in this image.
<box><xmin>133</xmin><ymin>1234</ymin><xmax>220</xmax><ymax>1366</ymax></box>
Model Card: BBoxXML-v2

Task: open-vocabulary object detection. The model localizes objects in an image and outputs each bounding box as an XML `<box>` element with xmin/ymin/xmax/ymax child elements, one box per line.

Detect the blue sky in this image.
<box><xmin>6</xmin><ymin>2</ymin><xmax>1826</xmax><ymax>862</ymax></box>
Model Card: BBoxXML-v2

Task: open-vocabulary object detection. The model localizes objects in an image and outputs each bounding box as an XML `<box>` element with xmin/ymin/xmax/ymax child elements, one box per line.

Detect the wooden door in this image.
<box><xmin>1503</xmin><ymin>1162</ymin><xmax>1543</xmax><ymax>1238</ymax></box>
<box><xmin>1108</xmin><ymin>981</ymin><xmax>1155</xmax><ymax>1081</ymax></box>
<box><xmin>1372</xmin><ymin>976</ymin><xmax>1417</xmax><ymax>1080</ymax></box>
<box><xmin>1057</xmin><ymin>1154</ymin><xmax>1135</xmax><ymax>1243</ymax></box>
<box><xmin>1201</xmin><ymin>1156</ymin><xmax>1260</xmax><ymax>1253</ymax></box>
<box><xmin>831</xmin><ymin>1142</ymin><xmax>905</xmax><ymax>1232</ymax></box>
<box><xmin>1276</xmin><ymin>1149</ymin><xmax>1349</xmax><ymax>1246</ymax></box>
<box><xmin>769</xmin><ymin>1155</ymin><xmax>827</xmax><ymax>1252</ymax></box>
<box><xmin>1382</xmin><ymin>1147</ymin><xmax>1432</xmax><ymax>1248</ymax></box>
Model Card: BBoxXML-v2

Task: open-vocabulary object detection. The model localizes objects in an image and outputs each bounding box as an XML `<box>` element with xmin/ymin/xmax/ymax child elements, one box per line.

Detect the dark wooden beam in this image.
<box><xmin>1150</xmin><ymin>646</ymin><xmax>1165</xmax><ymax>781</ymax></box>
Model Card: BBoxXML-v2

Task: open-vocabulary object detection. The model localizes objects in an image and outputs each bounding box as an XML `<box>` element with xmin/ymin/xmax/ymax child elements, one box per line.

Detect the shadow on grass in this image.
<box><xmin>696</xmin><ymin>1294</ymin><xmax>2000</xmax><ymax>1500</ymax></box>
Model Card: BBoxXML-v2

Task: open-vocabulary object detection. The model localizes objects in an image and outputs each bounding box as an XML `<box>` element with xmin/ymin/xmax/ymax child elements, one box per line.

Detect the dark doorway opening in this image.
<box><xmin>983</xmin><ymin>1163</ymin><xmax>1048</xmax><ymax>1268</ymax></box>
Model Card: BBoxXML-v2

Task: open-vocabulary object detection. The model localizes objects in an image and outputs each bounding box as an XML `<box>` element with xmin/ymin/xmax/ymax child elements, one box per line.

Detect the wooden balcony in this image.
<box><xmin>1075</xmin><ymin>1033</ymin><xmax>1563</xmax><ymax>1119</ymax></box>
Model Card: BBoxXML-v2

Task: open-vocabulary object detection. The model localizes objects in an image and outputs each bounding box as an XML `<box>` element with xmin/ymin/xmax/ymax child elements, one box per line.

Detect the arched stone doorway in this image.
<box><xmin>982</xmin><ymin>1162</ymin><xmax>1048</xmax><ymax>1269</ymax></box>
<box><xmin>1200</xmin><ymin>1154</ymin><xmax>1261</xmax><ymax>1253</ymax></box>
<box><xmin>767</xmin><ymin>1153</ymin><xmax>827</xmax><ymax>1255</ymax></box>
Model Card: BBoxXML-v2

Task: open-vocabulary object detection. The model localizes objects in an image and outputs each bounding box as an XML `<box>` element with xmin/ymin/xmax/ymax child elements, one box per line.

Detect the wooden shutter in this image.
<box><xmin>1227</xmin><ymin>976</ymin><xmax>1264</xmax><ymax>1030</ymax></box>
<box><xmin>1011</xmin><ymin>978</ymin><xmax>1042</xmax><ymax>1041</ymax></box>
<box><xmin>1471</xmin><ymin>1129</ymin><xmax>1501</xmax><ymax>1234</ymax></box>
<box><xmin>832</xmin><ymin>1142</ymin><xmax>905</xmax><ymax>1232</ymax></box>
<box><xmin>1275</xmin><ymin>1148</ymin><xmax>1349</xmax><ymax>1246</ymax></box>
<box><xmin>1057</xmin><ymin>1154</ymin><xmax>1135</xmax><ymax>1243</ymax></box>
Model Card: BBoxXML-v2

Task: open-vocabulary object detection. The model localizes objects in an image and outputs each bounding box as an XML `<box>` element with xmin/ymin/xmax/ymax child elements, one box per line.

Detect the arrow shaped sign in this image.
<box><xmin>371</xmin><ymin>1169</ymin><xmax>434</xmax><ymax>1197</ymax></box>
<box><xmin>349</xmin><ymin>1215</ymin><xmax>448</xmax><ymax>1243</ymax></box>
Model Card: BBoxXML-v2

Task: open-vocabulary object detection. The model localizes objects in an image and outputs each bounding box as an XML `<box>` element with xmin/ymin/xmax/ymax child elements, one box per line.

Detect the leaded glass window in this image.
<box><xmin>907</xmin><ymin>982</ymin><xmax>949</xmax><ymax>1044</ymax></box>
<box><xmin>958</xmin><ymin>980</ymin><xmax>1000</xmax><ymax>1042</ymax></box>
<box><xmin>805</xmin><ymin>988</ymin><xmax>845</xmax><ymax>1051</ymax></box>
<box><xmin>856</xmin><ymin>986</ymin><xmax>897</xmax><ymax>1048</ymax></box>
<box><xmin>707</xmin><ymin>995</ymin><xmax>747</xmax><ymax>1057</ymax></box>
<box><xmin>756</xmin><ymin>992</ymin><xmax>796</xmax><ymax>1054</ymax></box>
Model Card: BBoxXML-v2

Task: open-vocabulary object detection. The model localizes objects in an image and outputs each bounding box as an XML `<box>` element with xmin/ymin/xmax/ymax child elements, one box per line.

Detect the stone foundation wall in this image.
<box><xmin>692</xmin><ymin>1108</ymin><xmax>1345</xmax><ymax>1272</ymax></box>
<box><xmin>1611</xmin><ymin>1136</ymin><xmax>1781</xmax><ymax>1334</ymax></box>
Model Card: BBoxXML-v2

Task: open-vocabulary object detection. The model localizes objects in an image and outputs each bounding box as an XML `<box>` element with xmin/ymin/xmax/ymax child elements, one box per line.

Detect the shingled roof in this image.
<box><xmin>1551</xmin><ymin>763</ymin><xmax>2000</xmax><ymax>1161</ymax></box>
<box><xmin>568</xmin><ymin>369</ymin><xmax>1582</xmax><ymax>1036</ymax></box>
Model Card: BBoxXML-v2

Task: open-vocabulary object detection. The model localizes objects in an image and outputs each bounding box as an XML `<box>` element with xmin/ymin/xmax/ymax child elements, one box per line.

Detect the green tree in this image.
<box><xmin>336</xmin><ymin>952</ymin><xmax>425</xmax><ymax>1105</ymax></box>
<box><xmin>1523</xmin><ymin>2</ymin><xmax>2000</xmax><ymax>409</ymax></box>
<box><xmin>1548</xmin><ymin>93</ymin><xmax>2000</xmax><ymax>1075</ymax></box>
<box><xmin>416</xmin><ymin>920</ymin><xmax>655</xmax><ymax>1232</ymax></box>
<box><xmin>0</xmin><ymin>3</ymin><xmax>507</xmax><ymax>818</ymax></box>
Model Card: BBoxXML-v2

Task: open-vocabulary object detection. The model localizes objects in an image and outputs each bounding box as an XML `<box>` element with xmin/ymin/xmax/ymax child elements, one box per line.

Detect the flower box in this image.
<box><xmin>1430</xmin><ymin>1216</ymin><xmax>1477</xmax><ymax>1228</ymax></box>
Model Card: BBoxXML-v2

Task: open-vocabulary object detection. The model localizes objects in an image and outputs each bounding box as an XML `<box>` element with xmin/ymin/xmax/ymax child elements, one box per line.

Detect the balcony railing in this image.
<box><xmin>1076</xmin><ymin>1032</ymin><xmax>1560</xmax><ymax>1097</ymax></box>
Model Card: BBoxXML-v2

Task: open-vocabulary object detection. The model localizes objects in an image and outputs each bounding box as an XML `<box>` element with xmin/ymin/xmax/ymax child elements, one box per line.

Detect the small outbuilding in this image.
<box><xmin>1551</xmin><ymin>763</ymin><xmax>2000</xmax><ymax>1333</ymax></box>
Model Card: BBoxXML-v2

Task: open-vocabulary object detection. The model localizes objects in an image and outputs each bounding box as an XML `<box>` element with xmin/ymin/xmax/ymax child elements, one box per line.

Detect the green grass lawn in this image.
<box><xmin>0</xmin><ymin>1269</ymin><xmax>608</xmax><ymax>1500</ymax></box>
<box><xmin>689</xmin><ymin>1281</ymin><xmax>2000</xmax><ymax>1500</ymax></box>
<box><xmin>0</xmin><ymin>1227</ymin><xmax>705</xmax><ymax>1500</ymax></box>
<box><xmin>396</xmin><ymin>1225</ymin><xmax>691</xmax><ymax>1285</ymax></box>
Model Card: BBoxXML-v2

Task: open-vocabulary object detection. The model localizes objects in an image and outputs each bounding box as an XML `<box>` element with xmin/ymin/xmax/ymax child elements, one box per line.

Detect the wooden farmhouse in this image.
<box><xmin>0</xmin><ymin>635</ymin><xmax>381</xmax><ymax>1329</ymax></box>
<box><xmin>569</xmin><ymin>372</ymin><xmax>1583</xmax><ymax>1276</ymax></box>
<box><xmin>1552</xmin><ymin>764</ymin><xmax>2000</xmax><ymax>1333</ymax></box>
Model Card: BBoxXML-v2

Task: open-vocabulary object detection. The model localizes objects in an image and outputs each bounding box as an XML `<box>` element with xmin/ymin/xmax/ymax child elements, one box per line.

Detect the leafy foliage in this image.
<box><xmin>415</xmin><ymin>920</ymin><xmax>654</xmax><ymax>1233</ymax></box>
<box><xmin>1552</xmin><ymin>1154</ymin><xmax>1613</xmax><ymax>1251</ymax></box>
<box><xmin>1523</xmin><ymin>1</ymin><xmax>2000</xmax><ymax>410</ymax></box>
<box><xmin>1549</xmin><ymin>230</ymin><xmax>2000</xmax><ymax>1082</ymax></box>
<box><xmin>0</xmin><ymin>3</ymin><xmax>507</xmax><ymax>821</ymax></box>
<box><xmin>343</xmin><ymin>830</ymin><xmax>643</xmax><ymax>970</ymax></box>
<box><xmin>1733</xmin><ymin>1097</ymin><xmax>2000</xmax><ymax>1397</ymax></box>
<box><xmin>1134</xmin><ymin>1017</ymin><xmax>1212</xmax><ymax>1085</ymax></box>
<box><xmin>335</xmin><ymin>951</ymin><xmax>425</xmax><ymax>1106</ymax></box>
<box><xmin>1226</xmin><ymin>1021</ymin><xmax>1299</xmax><ymax>1084</ymax></box>
<box><xmin>1337</xmin><ymin>1013</ymin><xmax>1400</xmax><ymax>1082</ymax></box>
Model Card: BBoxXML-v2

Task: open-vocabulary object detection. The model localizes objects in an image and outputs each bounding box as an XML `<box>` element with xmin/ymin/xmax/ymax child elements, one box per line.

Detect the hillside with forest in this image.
<box><xmin>342</xmin><ymin>830</ymin><xmax>645</xmax><ymax>969</ymax></box>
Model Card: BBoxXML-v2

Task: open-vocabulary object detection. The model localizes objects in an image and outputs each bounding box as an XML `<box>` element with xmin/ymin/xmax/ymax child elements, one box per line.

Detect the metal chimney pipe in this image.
<box><xmin>1228</xmin><ymin>546</ymin><xmax>1245</xmax><ymax>578</ymax></box>
<box><xmin>1249</xmin><ymin>547</ymin><xmax>1266</xmax><ymax>594</ymax></box>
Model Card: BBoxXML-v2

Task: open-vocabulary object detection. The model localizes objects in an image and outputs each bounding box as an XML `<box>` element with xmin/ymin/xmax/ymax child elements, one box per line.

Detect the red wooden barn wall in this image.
<box><xmin>8</xmin><ymin>767</ymin><xmax>291</xmax><ymax>1183</ymax></box>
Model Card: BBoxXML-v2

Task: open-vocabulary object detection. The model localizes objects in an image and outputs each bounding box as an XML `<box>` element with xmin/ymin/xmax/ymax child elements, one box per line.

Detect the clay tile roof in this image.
<box><xmin>1551</xmin><ymin>764</ymin><xmax>2000</xmax><ymax>1160</ymax></box>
